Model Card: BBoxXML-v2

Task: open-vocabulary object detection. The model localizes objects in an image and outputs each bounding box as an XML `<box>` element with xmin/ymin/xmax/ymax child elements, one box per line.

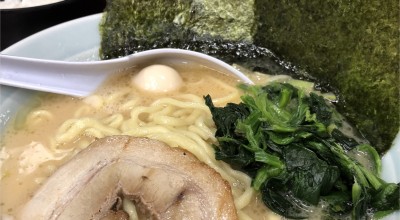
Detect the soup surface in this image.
<box><xmin>0</xmin><ymin>61</ymin><xmax>280</xmax><ymax>219</ymax></box>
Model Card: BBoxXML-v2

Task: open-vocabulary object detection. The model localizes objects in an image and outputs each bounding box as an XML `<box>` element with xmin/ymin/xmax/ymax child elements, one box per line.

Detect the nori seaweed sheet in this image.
<box><xmin>99</xmin><ymin>0</ymin><xmax>399</xmax><ymax>153</ymax></box>
<box><xmin>253</xmin><ymin>0</ymin><xmax>399</xmax><ymax>153</ymax></box>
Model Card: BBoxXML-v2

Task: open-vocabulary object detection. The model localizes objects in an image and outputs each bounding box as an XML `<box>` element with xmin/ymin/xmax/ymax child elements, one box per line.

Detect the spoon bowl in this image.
<box><xmin>0</xmin><ymin>48</ymin><xmax>253</xmax><ymax>97</ymax></box>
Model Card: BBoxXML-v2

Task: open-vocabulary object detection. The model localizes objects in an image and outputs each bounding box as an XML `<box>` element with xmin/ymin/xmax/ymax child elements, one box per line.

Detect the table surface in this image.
<box><xmin>0</xmin><ymin>0</ymin><xmax>106</xmax><ymax>51</ymax></box>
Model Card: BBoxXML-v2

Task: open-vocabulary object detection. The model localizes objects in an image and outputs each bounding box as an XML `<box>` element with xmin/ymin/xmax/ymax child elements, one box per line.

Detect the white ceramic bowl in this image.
<box><xmin>0</xmin><ymin>13</ymin><xmax>399</xmax><ymax>219</ymax></box>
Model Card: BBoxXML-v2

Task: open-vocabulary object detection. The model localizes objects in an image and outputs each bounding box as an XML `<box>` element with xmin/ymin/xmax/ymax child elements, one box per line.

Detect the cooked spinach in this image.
<box><xmin>205</xmin><ymin>82</ymin><xmax>399</xmax><ymax>219</ymax></box>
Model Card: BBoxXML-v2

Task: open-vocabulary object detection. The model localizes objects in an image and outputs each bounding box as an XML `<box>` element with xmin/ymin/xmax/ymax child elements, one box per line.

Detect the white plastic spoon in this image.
<box><xmin>0</xmin><ymin>48</ymin><xmax>253</xmax><ymax>97</ymax></box>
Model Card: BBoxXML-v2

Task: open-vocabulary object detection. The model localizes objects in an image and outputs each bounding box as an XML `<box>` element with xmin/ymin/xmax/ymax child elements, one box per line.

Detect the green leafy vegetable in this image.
<box><xmin>205</xmin><ymin>82</ymin><xmax>400</xmax><ymax>219</ymax></box>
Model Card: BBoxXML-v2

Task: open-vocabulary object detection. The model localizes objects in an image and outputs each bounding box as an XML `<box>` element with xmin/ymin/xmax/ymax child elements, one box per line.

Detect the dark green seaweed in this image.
<box><xmin>253</xmin><ymin>0</ymin><xmax>399</xmax><ymax>153</ymax></box>
<box><xmin>99</xmin><ymin>0</ymin><xmax>399</xmax><ymax>153</ymax></box>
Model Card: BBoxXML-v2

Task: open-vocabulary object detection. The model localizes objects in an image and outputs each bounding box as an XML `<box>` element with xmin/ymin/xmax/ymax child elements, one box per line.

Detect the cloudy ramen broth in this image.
<box><xmin>0</xmin><ymin>61</ymin><xmax>280</xmax><ymax>220</ymax></box>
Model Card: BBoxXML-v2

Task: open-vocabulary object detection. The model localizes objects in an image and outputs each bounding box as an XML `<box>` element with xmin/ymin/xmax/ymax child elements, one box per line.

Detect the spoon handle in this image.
<box><xmin>0</xmin><ymin>54</ymin><xmax>124</xmax><ymax>97</ymax></box>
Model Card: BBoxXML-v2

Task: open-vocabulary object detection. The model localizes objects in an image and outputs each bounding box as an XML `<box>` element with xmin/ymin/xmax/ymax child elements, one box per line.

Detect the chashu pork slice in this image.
<box><xmin>19</xmin><ymin>136</ymin><xmax>238</xmax><ymax>220</ymax></box>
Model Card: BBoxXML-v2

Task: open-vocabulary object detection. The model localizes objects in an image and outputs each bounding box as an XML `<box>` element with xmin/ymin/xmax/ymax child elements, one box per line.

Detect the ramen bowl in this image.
<box><xmin>0</xmin><ymin>14</ymin><xmax>399</xmax><ymax>220</ymax></box>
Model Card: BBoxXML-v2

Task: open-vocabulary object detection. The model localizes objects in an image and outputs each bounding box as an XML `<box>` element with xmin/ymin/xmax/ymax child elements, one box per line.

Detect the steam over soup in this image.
<box><xmin>0</xmin><ymin>61</ymin><xmax>280</xmax><ymax>220</ymax></box>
